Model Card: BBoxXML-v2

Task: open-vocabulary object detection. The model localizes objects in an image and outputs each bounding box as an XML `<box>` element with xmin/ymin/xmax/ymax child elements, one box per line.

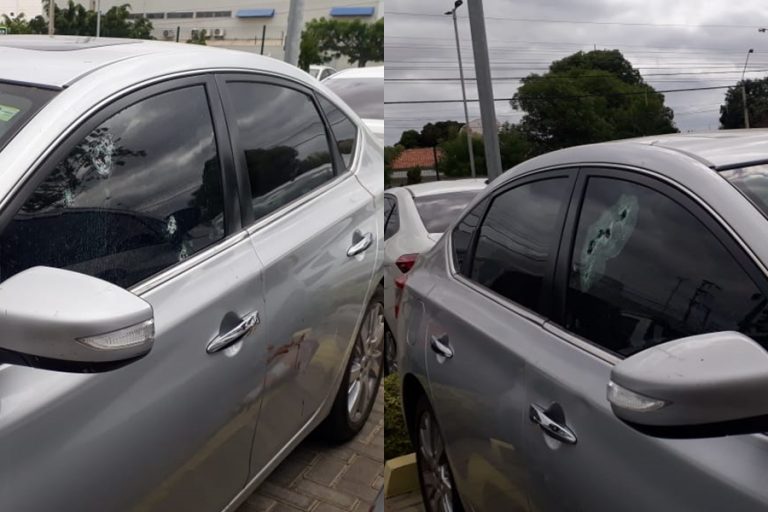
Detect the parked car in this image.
<box><xmin>0</xmin><ymin>36</ymin><xmax>384</xmax><ymax>512</ymax></box>
<box><xmin>398</xmin><ymin>131</ymin><xmax>768</xmax><ymax>512</ymax></box>
<box><xmin>309</xmin><ymin>64</ymin><xmax>336</xmax><ymax>81</ymax></box>
<box><xmin>323</xmin><ymin>66</ymin><xmax>384</xmax><ymax>145</ymax></box>
<box><xmin>383</xmin><ymin>179</ymin><xmax>485</xmax><ymax>374</ymax></box>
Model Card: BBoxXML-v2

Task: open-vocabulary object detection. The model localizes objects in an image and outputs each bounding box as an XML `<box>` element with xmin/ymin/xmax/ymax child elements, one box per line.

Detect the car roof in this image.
<box><xmin>325</xmin><ymin>66</ymin><xmax>383</xmax><ymax>80</ymax></box>
<box><xmin>0</xmin><ymin>35</ymin><xmax>302</xmax><ymax>88</ymax></box>
<box><xmin>402</xmin><ymin>179</ymin><xmax>487</xmax><ymax>197</ymax></box>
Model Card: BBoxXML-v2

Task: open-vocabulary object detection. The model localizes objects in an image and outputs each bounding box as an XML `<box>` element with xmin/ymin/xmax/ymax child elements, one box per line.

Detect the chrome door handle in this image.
<box><xmin>206</xmin><ymin>312</ymin><xmax>260</xmax><ymax>354</ymax></box>
<box><xmin>529</xmin><ymin>403</ymin><xmax>577</xmax><ymax>445</ymax></box>
<box><xmin>430</xmin><ymin>334</ymin><xmax>453</xmax><ymax>359</ymax></box>
<box><xmin>347</xmin><ymin>231</ymin><xmax>374</xmax><ymax>257</ymax></box>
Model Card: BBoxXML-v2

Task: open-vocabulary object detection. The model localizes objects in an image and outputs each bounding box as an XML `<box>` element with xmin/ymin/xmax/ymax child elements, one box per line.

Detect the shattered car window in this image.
<box><xmin>0</xmin><ymin>86</ymin><xmax>225</xmax><ymax>288</ymax></box>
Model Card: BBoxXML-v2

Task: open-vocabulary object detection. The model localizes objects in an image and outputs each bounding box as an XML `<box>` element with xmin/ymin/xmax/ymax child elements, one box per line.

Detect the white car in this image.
<box><xmin>383</xmin><ymin>179</ymin><xmax>486</xmax><ymax>372</ymax></box>
<box><xmin>309</xmin><ymin>64</ymin><xmax>336</xmax><ymax>81</ymax></box>
<box><xmin>323</xmin><ymin>66</ymin><xmax>383</xmax><ymax>145</ymax></box>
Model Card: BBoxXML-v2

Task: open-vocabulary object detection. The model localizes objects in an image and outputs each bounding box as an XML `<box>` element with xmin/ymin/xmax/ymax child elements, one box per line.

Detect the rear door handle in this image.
<box><xmin>529</xmin><ymin>403</ymin><xmax>577</xmax><ymax>445</ymax></box>
<box><xmin>430</xmin><ymin>334</ymin><xmax>453</xmax><ymax>359</ymax></box>
<box><xmin>207</xmin><ymin>312</ymin><xmax>260</xmax><ymax>354</ymax></box>
<box><xmin>347</xmin><ymin>231</ymin><xmax>374</xmax><ymax>257</ymax></box>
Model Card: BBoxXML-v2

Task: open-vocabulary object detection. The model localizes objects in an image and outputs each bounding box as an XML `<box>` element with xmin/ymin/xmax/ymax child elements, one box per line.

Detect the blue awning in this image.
<box><xmin>330</xmin><ymin>6</ymin><xmax>375</xmax><ymax>17</ymax></box>
<box><xmin>236</xmin><ymin>8</ymin><xmax>275</xmax><ymax>18</ymax></box>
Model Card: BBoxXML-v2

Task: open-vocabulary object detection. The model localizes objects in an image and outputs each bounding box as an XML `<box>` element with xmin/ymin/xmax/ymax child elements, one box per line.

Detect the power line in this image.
<box><xmin>386</xmin><ymin>11</ymin><xmax>768</xmax><ymax>29</ymax></box>
<box><xmin>384</xmin><ymin>69</ymin><xmax>768</xmax><ymax>81</ymax></box>
<box><xmin>384</xmin><ymin>85</ymin><xmax>733</xmax><ymax>105</ymax></box>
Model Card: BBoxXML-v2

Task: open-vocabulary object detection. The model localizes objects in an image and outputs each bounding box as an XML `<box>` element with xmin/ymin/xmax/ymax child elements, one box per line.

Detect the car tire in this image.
<box><xmin>384</xmin><ymin>322</ymin><xmax>398</xmax><ymax>375</ymax></box>
<box><xmin>415</xmin><ymin>395</ymin><xmax>464</xmax><ymax>512</ymax></box>
<box><xmin>320</xmin><ymin>285</ymin><xmax>384</xmax><ymax>442</ymax></box>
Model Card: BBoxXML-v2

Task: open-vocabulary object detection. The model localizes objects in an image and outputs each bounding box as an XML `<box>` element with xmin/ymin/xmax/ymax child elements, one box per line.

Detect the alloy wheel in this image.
<box><xmin>418</xmin><ymin>409</ymin><xmax>454</xmax><ymax>512</ymax></box>
<box><xmin>347</xmin><ymin>302</ymin><xmax>384</xmax><ymax>423</ymax></box>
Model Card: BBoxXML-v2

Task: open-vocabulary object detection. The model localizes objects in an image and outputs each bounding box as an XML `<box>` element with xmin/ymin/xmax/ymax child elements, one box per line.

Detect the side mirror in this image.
<box><xmin>0</xmin><ymin>267</ymin><xmax>154</xmax><ymax>372</ymax></box>
<box><xmin>608</xmin><ymin>331</ymin><xmax>768</xmax><ymax>438</ymax></box>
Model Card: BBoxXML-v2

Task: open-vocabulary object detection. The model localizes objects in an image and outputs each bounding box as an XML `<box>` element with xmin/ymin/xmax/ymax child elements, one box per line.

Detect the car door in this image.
<box><xmin>523</xmin><ymin>168</ymin><xmax>768</xmax><ymax>512</ymax></box>
<box><xmin>383</xmin><ymin>192</ymin><xmax>402</xmax><ymax>329</ymax></box>
<box><xmin>421</xmin><ymin>171</ymin><xmax>577</xmax><ymax>512</ymax></box>
<box><xmin>217</xmin><ymin>74</ymin><xmax>378</xmax><ymax>476</ymax></box>
<box><xmin>0</xmin><ymin>76</ymin><xmax>268</xmax><ymax>512</ymax></box>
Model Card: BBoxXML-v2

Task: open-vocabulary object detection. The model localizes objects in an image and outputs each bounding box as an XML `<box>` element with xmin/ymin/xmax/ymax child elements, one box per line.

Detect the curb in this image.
<box><xmin>383</xmin><ymin>453</ymin><xmax>419</xmax><ymax>498</ymax></box>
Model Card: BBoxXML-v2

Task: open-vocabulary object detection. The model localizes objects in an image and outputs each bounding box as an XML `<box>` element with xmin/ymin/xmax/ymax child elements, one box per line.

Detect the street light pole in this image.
<box><xmin>445</xmin><ymin>1</ymin><xmax>476</xmax><ymax>178</ymax></box>
<box><xmin>742</xmin><ymin>48</ymin><xmax>754</xmax><ymax>129</ymax></box>
<box><xmin>48</xmin><ymin>0</ymin><xmax>54</xmax><ymax>35</ymax></box>
<box><xmin>96</xmin><ymin>0</ymin><xmax>101</xmax><ymax>38</ymax></box>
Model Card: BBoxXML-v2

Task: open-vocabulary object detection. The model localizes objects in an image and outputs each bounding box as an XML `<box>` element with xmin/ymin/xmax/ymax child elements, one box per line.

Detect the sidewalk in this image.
<box><xmin>384</xmin><ymin>490</ymin><xmax>424</xmax><ymax>512</ymax></box>
<box><xmin>236</xmin><ymin>386</ymin><xmax>384</xmax><ymax>512</ymax></box>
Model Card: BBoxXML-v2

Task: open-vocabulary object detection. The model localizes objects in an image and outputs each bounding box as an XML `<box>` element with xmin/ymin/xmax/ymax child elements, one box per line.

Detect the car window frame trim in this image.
<box><xmin>0</xmin><ymin>73</ymin><xmax>242</xmax><ymax>295</ymax></box>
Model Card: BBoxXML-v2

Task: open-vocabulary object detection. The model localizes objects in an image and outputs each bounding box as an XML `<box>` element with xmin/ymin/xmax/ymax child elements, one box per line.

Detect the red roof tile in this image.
<box><xmin>391</xmin><ymin>147</ymin><xmax>444</xmax><ymax>170</ymax></box>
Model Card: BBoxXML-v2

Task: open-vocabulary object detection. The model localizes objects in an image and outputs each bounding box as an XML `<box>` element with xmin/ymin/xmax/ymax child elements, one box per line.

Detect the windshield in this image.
<box><xmin>414</xmin><ymin>190</ymin><xmax>481</xmax><ymax>233</ymax></box>
<box><xmin>309</xmin><ymin>67</ymin><xmax>320</xmax><ymax>78</ymax></box>
<box><xmin>0</xmin><ymin>82</ymin><xmax>57</xmax><ymax>152</ymax></box>
<box><xmin>324</xmin><ymin>76</ymin><xmax>383</xmax><ymax>120</ymax></box>
<box><xmin>722</xmin><ymin>165</ymin><xmax>768</xmax><ymax>218</ymax></box>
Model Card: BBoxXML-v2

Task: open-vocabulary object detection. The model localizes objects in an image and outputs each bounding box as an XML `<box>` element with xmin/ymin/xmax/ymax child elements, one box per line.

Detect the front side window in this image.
<box><xmin>0</xmin><ymin>85</ymin><xmax>225</xmax><ymax>289</ymax></box>
<box><xmin>226</xmin><ymin>82</ymin><xmax>335</xmax><ymax>221</ymax></box>
<box><xmin>565</xmin><ymin>176</ymin><xmax>768</xmax><ymax>356</ymax></box>
<box><xmin>319</xmin><ymin>96</ymin><xmax>357</xmax><ymax>168</ymax></box>
<box><xmin>469</xmin><ymin>178</ymin><xmax>570</xmax><ymax>314</ymax></box>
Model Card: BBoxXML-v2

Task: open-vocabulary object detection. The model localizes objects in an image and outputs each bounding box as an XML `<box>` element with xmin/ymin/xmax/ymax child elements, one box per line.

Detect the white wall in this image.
<box><xmin>0</xmin><ymin>0</ymin><xmax>42</xmax><ymax>18</ymax></box>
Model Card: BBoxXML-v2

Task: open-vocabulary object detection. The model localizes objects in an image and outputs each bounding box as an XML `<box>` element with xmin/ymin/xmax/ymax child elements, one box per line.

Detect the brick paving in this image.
<box><xmin>236</xmin><ymin>387</ymin><xmax>384</xmax><ymax>512</ymax></box>
<box><xmin>385</xmin><ymin>491</ymin><xmax>424</xmax><ymax>512</ymax></box>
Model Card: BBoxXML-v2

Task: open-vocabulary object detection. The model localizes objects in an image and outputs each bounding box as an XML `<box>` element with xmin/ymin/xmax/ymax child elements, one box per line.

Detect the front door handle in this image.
<box><xmin>430</xmin><ymin>334</ymin><xmax>453</xmax><ymax>359</ymax></box>
<box><xmin>347</xmin><ymin>231</ymin><xmax>374</xmax><ymax>257</ymax></box>
<box><xmin>529</xmin><ymin>403</ymin><xmax>577</xmax><ymax>445</ymax></box>
<box><xmin>207</xmin><ymin>312</ymin><xmax>260</xmax><ymax>354</ymax></box>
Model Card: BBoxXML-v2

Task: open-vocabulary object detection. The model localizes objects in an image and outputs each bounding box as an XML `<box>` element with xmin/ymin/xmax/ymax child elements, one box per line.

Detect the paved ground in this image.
<box><xmin>385</xmin><ymin>491</ymin><xmax>425</xmax><ymax>512</ymax></box>
<box><xmin>236</xmin><ymin>386</ymin><xmax>384</xmax><ymax>512</ymax></box>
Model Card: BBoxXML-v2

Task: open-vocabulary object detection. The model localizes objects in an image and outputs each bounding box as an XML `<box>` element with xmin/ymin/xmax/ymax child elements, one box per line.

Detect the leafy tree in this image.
<box><xmin>299</xmin><ymin>18</ymin><xmax>383</xmax><ymax>70</ymax></box>
<box><xmin>397</xmin><ymin>130</ymin><xmax>421</xmax><ymax>149</ymax></box>
<box><xmin>719</xmin><ymin>78</ymin><xmax>768</xmax><ymax>129</ymax></box>
<box><xmin>1</xmin><ymin>13</ymin><xmax>36</xmax><ymax>34</ymax></box>
<box><xmin>439</xmin><ymin>134</ymin><xmax>487</xmax><ymax>177</ymax></box>
<box><xmin>30</xmin><ymin>1</ymin><xmax>153</xmax><ymax>38</ymax></box>
<box><xmin>187</xmin><ymin>29</ymin><xmax>207</xmax><ymax>45</ymax></box>
<box><xmin>512</xmin><ymin>49</ymin><xmax>677</xmax><ymax>152</ymax></box>
<box><xmin>498</xmin><ymin>123</ymin><xmax>533</xmax><ymax>169</ymax></box>
<box><xmin>419</xmin><ymin>120</ymin><xmax>463</xmax><ymax>147</ymax></box>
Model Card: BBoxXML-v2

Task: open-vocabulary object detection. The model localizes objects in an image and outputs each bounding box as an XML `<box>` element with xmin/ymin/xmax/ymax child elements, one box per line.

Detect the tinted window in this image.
<box><xmin>0</xmin><ymin>82</ymin><xmax>57</xmax><ymax>151</ymax></box>
<box><xmin>0</xmin><ymin>86</ymin><xmax>225</xmax><ymax>288</ymax></box>
<box><xmin>722</xmin><ymin>165</ymin><xmax>768</xmax><ymax>219</ymax></box>
<box><xmin>566</xmin><ymin>177</ymin><xmax>768</xmax><ymax>356</ymax></box>
<box><xmin>385</xmin><ymin>200</ymin><xmax>400</xmax><ymax>240</ymax></box>
<box><xmin>415</xmin><ymin>190</ymin><xmax>479</xmax><ymax>233</ymax></box>
<box><xmin>227</xmin><ymin>82</ymin><xmax>335</xmax><ymax>221</ymax></box>
<box><xmin>319</xmin><ymin>96</ymin><xmax>358</xmax><ymax>168</ymax></box>
<box><xmin>452</xmin><ymin>198</ymin><xmax>488</xmax><ymax>272</ymax></box>
<box><xmin>470</xmin><ymin>179</ymin><xmax>570</xmax><ymax>313</ymax></box>
<box><xmin>324</xmin><ymin>77</ymin><xmax>383</xmax><ymax>120</ymax></box>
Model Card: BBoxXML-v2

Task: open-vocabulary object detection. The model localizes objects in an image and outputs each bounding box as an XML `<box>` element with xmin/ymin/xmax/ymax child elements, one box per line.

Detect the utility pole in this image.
<box><xmin>95</xmin><ymin>0</ymin><xmax>101</xmax><ymax>37</ymax></box>
<box><xmin>444</xmin><ymin>0</ymin><xmax>476</xmax><ymax>178</ymax></box>
<box><xmin>48</xmin><ymin>0</ymin><xmax>54</xmax><ymax>35</ymax></box>
<box><xmin>467</xmin><ymin>0</ymin><xmax>503</xmax><ymax>180</ymax></box>
<box><xmin>742</xmin><ymin>48</ymin><xmax>754</xmax><ymax>129</ymax></box>
<box><xmin>284</xmin><ymin>0</ymin><xmax>304</xmax><ymax>67</ymax></box>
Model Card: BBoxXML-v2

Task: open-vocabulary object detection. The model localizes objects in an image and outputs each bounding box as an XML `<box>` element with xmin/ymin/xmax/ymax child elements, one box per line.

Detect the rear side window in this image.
<box><xmin>565</xmin><ymin>176</ymin><xmax>768</xmax><ymax>356</ymax></box>
<box><xmin>0</xmin><ymin>82</ymin><xmax>57</xmax><ymax>152</ymax></box>
<box><xmin>226</xmin><ymin>82</ymin><xmax>335</xmax><ymax>221</ymax></box>
<box><xmin>0</xmin><ymin>85</ymin><xmax>225</xmax><ymax>288</ymax></box>
<box><xmin>319</xmin><ymin>96</ymin><xmax>358</xmax><ymax>168</ymax></box>
<box><xmin>414</xmin><ymin>190</ymin><xmax>479</xmax><ymax>233</ymax></box>
<box><xmin>324</xmin><ymin>77</ymin><xmax>383</xmax><ymax>120</ymax></box>
<box><xmin>468</xmin><ymin>178</ymin><xmax>570</xmax><ymax>313</ymax></box>
<box><xmin>451</xmin><ymin>198</ymin><xmax>489</xmax><ymax>272</ymax></box>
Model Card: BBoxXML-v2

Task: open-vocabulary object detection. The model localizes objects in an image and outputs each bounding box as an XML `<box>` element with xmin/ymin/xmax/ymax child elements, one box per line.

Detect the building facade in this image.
<box><xmin>54</xmin><ymin>0</ymin><xmax>383</xmax><ymax>64</ymax></box>
<box><xmin>0</xmin><ymin>0</ymin><xmax>42</xmax><ymax>18</ymax></box>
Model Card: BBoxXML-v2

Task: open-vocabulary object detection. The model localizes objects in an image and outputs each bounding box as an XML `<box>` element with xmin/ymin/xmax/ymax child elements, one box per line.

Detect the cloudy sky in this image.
<box><xmin>385</xmin><ymin>0</ymin><xmax>768</xmax><ymax>145</ymax></box>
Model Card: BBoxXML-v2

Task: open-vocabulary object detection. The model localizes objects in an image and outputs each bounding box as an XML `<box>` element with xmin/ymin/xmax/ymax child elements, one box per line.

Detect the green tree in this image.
<box><xmin>407</xmin><ymin>165</ymin><xmax>423</xmax><ymax>185</ymax></box>
<box><xmin>498</xmin><ymin>123</ymin><xmax>532</xmax><ymax>169</ymax></box>
<box><xmin>1</xmin><ymin>13</ymin><xmax>35</xmax><ymax>34</ymax></box>
<box><xmin>512</xmin><ymin>49</ymin><xmax>677</xmax><ymax>152</ymax></box>
<box><xmin>299</xmin><ymin>18</ymin><xmax>383</xmax><ymax>70</ymax></box>
<box><xmin>397</xmin><ymin>129</ymin><xmax>421</xmax><ymax>149</ymax></box>
<box><xmin>439</xmin><ymin>133</ymin><xmax>487</xmax><ymax>177</ymax></box>
<box><xmin>187</xmin><ymin>29</ymin><xmax>207</xmax><ymax>45</ymax></box>
<box><xmin>419</xmin><ymin>120</ymin><xmax>463</xmax><ymax>147</ymax></box>
<box><xmin>719</xmin><ymin>78</ymin><xmax>768</xmax><ymax>129</ymax></box>
<box><xmin>34</xmin><ymin>1</ymin><xmax>152</xmax><ymax>38</ymax></box>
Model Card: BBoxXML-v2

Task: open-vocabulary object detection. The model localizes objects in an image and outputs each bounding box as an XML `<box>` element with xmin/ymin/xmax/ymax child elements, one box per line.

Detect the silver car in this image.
<box><xmin>398</xmin><ymin>132</ymin><xmax>768</xmax><ymax>512</ymax></box>
<box><xmin>0</xmin><ymin>36</ymin><xmax>383</xmax><ymax>512</ymax></box>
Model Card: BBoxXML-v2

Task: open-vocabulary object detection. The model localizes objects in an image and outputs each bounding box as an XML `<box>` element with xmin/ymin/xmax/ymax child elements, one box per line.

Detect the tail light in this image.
<box><xmin>395</xmin><ymin>253</ymin><xmax>419</xmax><ymax>274</ymax></box>
<box><xmin>394</xmin><ymin>255</ymin><xmax>417</xmax><ymax>319</ymax></box>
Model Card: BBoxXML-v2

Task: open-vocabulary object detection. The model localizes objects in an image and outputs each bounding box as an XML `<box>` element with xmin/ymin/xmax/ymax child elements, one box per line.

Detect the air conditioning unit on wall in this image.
<box><xmin>162</xmin><ymin>29</ymin><xmax>175</xmax><ymax>40</ymax></box>
<box><xmin>213</xmin><ymin>28</ymin><xmax>226</xmax><ymax>39</ymax></box>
